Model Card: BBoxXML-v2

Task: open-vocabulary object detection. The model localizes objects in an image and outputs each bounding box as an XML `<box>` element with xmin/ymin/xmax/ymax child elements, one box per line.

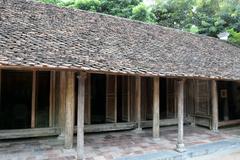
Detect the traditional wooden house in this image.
<box><xmin>0</xmin><ymin>0</ymin><xmax>240</xmax><ymax>159</ymax></box>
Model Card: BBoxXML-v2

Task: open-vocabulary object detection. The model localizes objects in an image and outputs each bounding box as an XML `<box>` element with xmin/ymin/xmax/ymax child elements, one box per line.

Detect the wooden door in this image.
<box><xmin>84</xmin><ymin>73</ymin><xmax>91</xmax><ymax>124</ymax></box>
<box><xmin>194</xmin><ymin>80</ymin><xmax>212</xmax><ymax>128</ymax></box>
<box><xmin>166</xmin><ymin>79</ymin><xmax>177</xmax><ymax>118</ymax></box>
<box><xmin>106</xmin><ymin>75</ymin><xmax>117</xmax><ymax>123</ymax></box>
<box><xmin>122</xmin><ymin>76</ymin><xmax>130</xmax><ymax>122</ymax></box>
<box><xmin>130</xmin><ymin>76</ymin><xmax>136</xmax><ymax>122</ymax></box>
<box><xmin>146</xmin><ymin>78</ymin><xmax>153</xmax><ymax>120</ymax></box>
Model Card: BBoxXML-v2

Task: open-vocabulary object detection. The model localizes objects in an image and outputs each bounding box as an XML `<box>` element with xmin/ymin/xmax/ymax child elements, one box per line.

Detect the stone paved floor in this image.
<box><xmin>0</xmin><ymin>125</ymin><xmax>239</xmax><ymax>160</ymax></box>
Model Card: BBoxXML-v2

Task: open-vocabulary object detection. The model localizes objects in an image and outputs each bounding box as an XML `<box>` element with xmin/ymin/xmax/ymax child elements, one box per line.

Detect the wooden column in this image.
<box><xmin>153</xmin><ymin>77</ymin><xmax>160</xmax><ymax>138</ymax></box>
<box><xmin>176</xmin><ymin>79</ymin><xmax>185</xmax><ymax>152</ymax></box>
<box><xmin>58</xmin><ymin>72</ymin><xmax>67</xmax><ymax>138</ymax></box>
<box><xmin>31</xmin><ymin>71</ymin><xmax>36</xmax><ymax>128</ymax></box>
<box><xmin>64</xmin><ymin>71</ymin><xmax>75</xmax><ymax>149</ymax></box>
<box><xmin>136</xmin><ymin>76</ymin><xmax>141</xmax><ymax>131</ymax></box>
<box><xmin>211</xmin><ymin>80</ymin><xmax>218</xmax><ymax>132</ymax></box>
<box><xmin>77</xmin><ymin>72</ymin><xmax>87</xmax><ymax>160</ymax></box>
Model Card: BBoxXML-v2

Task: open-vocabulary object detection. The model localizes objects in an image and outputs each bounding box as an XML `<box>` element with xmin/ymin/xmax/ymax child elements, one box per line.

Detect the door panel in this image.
<box><xmin>166</xmin><ymin>79</ymin><xmax>177</xmax><ymax>118</ymax></box>
<box><xmin>122</xmin><ymin>76</ymin><xmax>129</xmax><ymax>122</ymax></box>
<box><xmin>106</xmin><ymin>75</ymin><xmax>117</xmax><ymax>123</ymax></box>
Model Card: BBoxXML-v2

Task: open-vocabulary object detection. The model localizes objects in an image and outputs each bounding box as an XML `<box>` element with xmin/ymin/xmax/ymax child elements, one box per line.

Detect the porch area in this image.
<box><xmin>0</xmin><ymin>126</ymin><xmax>239</xmax><ymax>160</ymax></box>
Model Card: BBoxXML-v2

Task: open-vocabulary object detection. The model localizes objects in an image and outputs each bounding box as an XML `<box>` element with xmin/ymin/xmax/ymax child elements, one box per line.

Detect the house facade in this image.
<box><xmin>0</xmin><ymin>0</ymin><xmax>240</xmax><ymax>159</ymax></box>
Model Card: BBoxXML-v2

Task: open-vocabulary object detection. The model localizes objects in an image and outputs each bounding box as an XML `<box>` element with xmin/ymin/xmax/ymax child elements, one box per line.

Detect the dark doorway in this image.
<box><xmin>117</xmin><ymin>76</ymin><xmax>123</xmax><ymax>122</ymax></box>
<box><xmin>91</xmin><ymin>74</ymin><xmax>106</xmax><ymax>124</ymax></box>
<box><xmin>35</xmin><ymin>71</ymin><xmax>50</xmax><ymax>128</ymax></box>
<box><xmin>218</xmin><ymin>81</ymin><xmax>240</xmax><ymax>121</ymax></box>
<box><xmin>0</xmin><ymin>70</ymin><xmax>32</xmax><ymax>129</ymax></box>
<box><xmin>160</xmin><ymin>78</ymin><xmax>167</xmax><ymax>119</ymax></box>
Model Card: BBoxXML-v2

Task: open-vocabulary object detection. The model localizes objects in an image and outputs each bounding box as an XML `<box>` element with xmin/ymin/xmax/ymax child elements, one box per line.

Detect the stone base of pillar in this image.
<box><xmin>57</xmin><ymin>133</ymin><xmax>65</xmax><ymax>140</ymax></box>
<box><xmin>212</xmin><ymin>128</ymin><xmax>219</xmax><ymax>133</ymax></box>
<box><xmin>133</xmin><ymin>127</ymin><xmax>142</xmax><ymax>133</ymax></box>
<box><xmin>176</xmin><ymin>143</ymin><xmax>186</xmax><ymax>153</ymax></box>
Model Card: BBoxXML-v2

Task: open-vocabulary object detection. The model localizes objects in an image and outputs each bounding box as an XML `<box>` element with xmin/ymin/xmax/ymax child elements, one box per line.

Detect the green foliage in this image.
<box><xmin>74</xmin><ymin>0</ymin><xmax>101</xmax><ymax>11</ymax></box>
<box><xmin>97</xmin><ymin>0</ymin><xmax>142</xmax><ymax>18</ymax></box>
<box><xmin>228</xmin><ymin>28</ymin><xmax>240</xmax><ymax>45</ymax></box>
<box><xmin>37</xmin><ymin>0</ymin><xmax>240</xmax><ymax>46</ymax></box>
<box><xmin>131</xmin><ymin>2</ymin><xmax>156</xmax><ymax>23</ymax></box>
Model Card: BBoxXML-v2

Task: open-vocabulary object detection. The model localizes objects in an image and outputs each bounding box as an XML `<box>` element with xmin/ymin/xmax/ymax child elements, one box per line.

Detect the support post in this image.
<box><xmin>211</xmin><ymin>80</ymin><xmax>218</xmax><ymax>132</ymax></box>
<box><xmin>153</xmin><ymin>77</ymin><xmax>160</xmax><ymax>138</ymax></box>
<box><xmin>64</xmin><ymin>71</ymin><xmax>75</xmax><ymax>149</ymax></box>
<box><xmin>77</xmin><ymin>72</ymin><xmax>87</xmax><ymax>160</ymax></box>
<box><xmin>136</xmin><ymin>76</ymin><xmax>142</xmax><ymax>131</ymax></box>
<box><xmin>58</xmin><ymin>71</ymin><xmax>66</xmax><ymax>138</ymax></box>
<box><xmin>31</xmin><ymin>71</ymin><xmax>36</xmax><ymax>128</ymax></box>
<box><xmin>176</xmin><ymin>79</ymin><xmax>185</xmax><ymax>152</ymax></box>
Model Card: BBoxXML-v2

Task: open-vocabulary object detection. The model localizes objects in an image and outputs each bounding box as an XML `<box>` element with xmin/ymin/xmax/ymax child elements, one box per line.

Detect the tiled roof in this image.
<box><xmin>0</xmin><ymin>0</ymin><xmax>240</xmax><ymax>80</ymax></box>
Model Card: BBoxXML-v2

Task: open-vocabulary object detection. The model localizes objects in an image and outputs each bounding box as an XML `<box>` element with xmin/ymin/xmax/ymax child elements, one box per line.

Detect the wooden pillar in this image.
<box><xmin>64</xmin><ymin>71</ymin><xmax>75</xmax><ymax>149</ymax></box>
<box><xmin>58</xmin><ymin>71</ymin><xmax>67</xmax><ymax>138</ymax></box>
<box><xmin>211</xmin><ymin>80</ymin><xmax>218</xmax><ymax>132</ymax></box>
<box><xmin>136</xmin><ymin>76</ymin><xmax>141</xmax><ymax>131</ymax></box>
<box><xmin>31</xmin><ymin>71</ymin><xmax>36</xmax><ymax>128</ymax></box>
<box><xmin>176</xmin><ymin>79</ymin><xmax>185</xmax><ymax>152</ymax></box>
<box><xmin>77</xmin><ymin>72</ymin><xmax>87</xmax><ymax>160</ymax></box>
<box><xmin>153</xmin><ymin>77</ymin><xmax>160</xmax><ymax>138</ymax></box>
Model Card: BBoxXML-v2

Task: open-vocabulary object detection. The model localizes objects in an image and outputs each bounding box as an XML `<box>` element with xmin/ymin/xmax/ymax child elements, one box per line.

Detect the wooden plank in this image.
<box><xmin>77</xmin><ymin>72</ymin><xmax>87</xmax><ymax>160</ymax></box>
<box><xmin>0</xmin><ymin>128</ymin><xmax>61</xmax><ymax>140</ymax></box>
<box><xmin>218</xmin><ymin>119</ymin><xmax>240</xmax><ymax>127</ymax></box>
<box><xmin>176</xmin><ymin>79</ymin><xmax>185</xmax><ymax>152</ymax></box>
<box><xmin>211</xmin><ymin>80</ymin><xmax>218</xmax><ymax>132</ymax></box>
<box><xmin>136</xmin><ymin>76</ymin><xmax>141</xmax><ymax>130</ymax></box>
<box><xmin>153</xmin><ymin>77</ymin><xmax>160</xmax><ymax>138</ymax></box>
<box><xmin>75</xmin><ymin>122</ymin><xmax>137</xmax><ymax>133</ymax></box>
<box><xmin>64</xmin><ymin>71</ymin><xmax>75</xmax><ymax>149</ymax></box>
<box><xmin>141</xmin><ymin>119</ymin><xmax>178</xmax><ymax>128</ymax></box>
<box><xmin>31</xmin><ymin>71</ymin><xmax>36</xmax><ymax>128</ymax></box>
<box><xmin>106</xmin><ymin>75</ymin><xmax>117</xmax><ymax>123</ymax></box>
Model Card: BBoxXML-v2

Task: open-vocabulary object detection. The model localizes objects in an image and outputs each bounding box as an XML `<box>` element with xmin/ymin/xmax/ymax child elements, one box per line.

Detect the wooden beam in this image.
<box><xmin>77</xmin><ymin>72</ymin><xmax>87</xmax><ymax>160</ymax></box>
<box><xmin>153</xmin><ymin>77</ymin><xmax>160</xmax><ymax>138</ymax></box>
<box><xmin>211</xmin><ymin>80</ymin><xmax>218</xmax><ymax>132</ymax></box>
<box><xmin>176</xmin><ymin>79</ymin><xmax>185</xmax><ymax>152</ymax></box>
<box><xmin>0</xmin><ymin>128</ymin><xmax>61</xmax><ymax>140</ymax></box>
<box><xmin>64</xmin><ymin>71</ymin><xmax>75</xmax><ymax>149</ymax></box>
<box><xmin>31</xmin><ymin>71</ymin><xmax>36</xmax><ymax>128</ymax></box>
<box><xmin>135</xmin><ymin>76</ymin><xmax>141</xmax><ymax>131</ymax></box>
